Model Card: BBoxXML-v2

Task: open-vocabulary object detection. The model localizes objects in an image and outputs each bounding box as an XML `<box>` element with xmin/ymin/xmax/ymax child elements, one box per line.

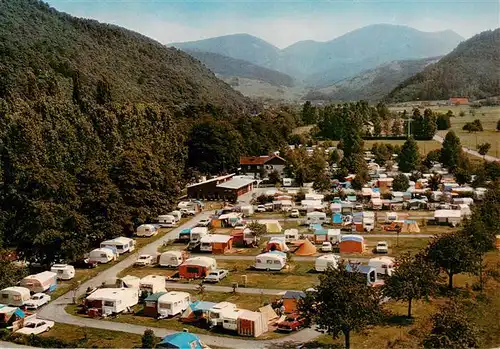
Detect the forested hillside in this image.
<box><xmin>0</xmin><ymin>0</ymin><xmax>296</xmax><ymax>265</ymax></box>
<box><xmin>185</xmin><ymin>50</ymin><xmax>294</xmax><ymax>87</ymax></box>
<box><xmin>305</xmin><ymin>57</ymin><xmax>440</xmax><ymax>102</ymax></box>
<box><xmin>0</xmin><ymin>0</ymin><xmax>250</xmax><ymax>111</ymax></box>
<box><xmin>387</xmin><ymin>29</ymin><xmax>500</xmax><ymax>102</ymax></box>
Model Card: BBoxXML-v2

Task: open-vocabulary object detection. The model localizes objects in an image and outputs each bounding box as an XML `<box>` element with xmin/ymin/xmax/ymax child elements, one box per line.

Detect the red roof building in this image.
<box><xmin>448</xmin><ymin>97</ymin><xmax>469</xmax><ymax>105</ymax></box>
<box><xmin>239</xmin><ymin>155</ymin><xmax>286</xmax><ymax>178</ymax></box>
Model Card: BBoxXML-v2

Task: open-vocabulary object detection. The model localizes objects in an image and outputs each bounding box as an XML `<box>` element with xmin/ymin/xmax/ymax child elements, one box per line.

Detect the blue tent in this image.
<box><xmin>332</xmin><ymin>213</ymin><xmax>342</xmax><ymax>224</ymax></box>
<box><xmin>157</xmin><ymin>332</ymin><xmax>203</xmax><ymax>349</ymax></box>
<box><xmin>309</xmin><ymin>224</ymin><xmax>323</xmax><ymax>231</ymax></box>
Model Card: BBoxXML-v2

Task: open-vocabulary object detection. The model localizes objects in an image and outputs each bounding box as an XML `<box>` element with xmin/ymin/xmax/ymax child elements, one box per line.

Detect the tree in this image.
<box><xmin>440</xmin><ymin>131</ymin><xmax>463</xmax><ymax>172</ymax></box>
<box><xmin>391</xmin><ymin>117</ymin><xmax>403</xmax><ymax>135</ymax></box>
<box><xmin>425</xmin><ymin>232</ymin><xmax>480</xmax><ymax>290</ymax></box>
<box><xmin>422</xmin><ymin>301</ymin><xmax>479</xmax><ymax>349</ymax></box>
<box><xmin>436</xmin><ymin>113</ymin><xmax>451</xmax><ymax>130</ymax></box>
<box><xmin>497</xmin><ymin>119</ymin><xmax>500</xmax><ymax>131</ymax></box>
<box><xmin>351</xmin><ymin>172</ymin><xmax>367</xmax><ymax>190</ymax></box>
<box><xmin>383</xmin><ymin>253</ymin><xmax>439</xmax><ymax>318</ymax></box>
<box><xmin>302</xmin><ymin>101</ymin><xmax>317</xmax><ymax>125</ymax></box>
<box><xmin>477</xmin><ymin>142</ymin><xmax>491</xmax><ymax>156</ymax></box>
<box><xmin>313</xmin><ymin>172</ymin><xmax>332</xmax><ymax>192</ymax></box>
<box><xmin>247</xmin><ymin>221</ymin><xmax>267</xmax><ymax>238</ymax></box>
<box><xmin>0</xmin><ymin>252</ymin><xmax>29</xmax><ymax>290</ymax></box>
<box><xmin>141</xmin><ymin>329</ymin><xmax>157</xmax><ymax>348</ymax></box>
<box><xmin>329</xmin><ymin>149</ymin><xmax>341</xmax><ymax>165</ymax></box>
<box><xmin>424</xmin><ymin>149</ymin><xmax>441</xmax><ymax>168</ymax></box>
<box><xmin>298</xmin><ymin>263</ymin><xmax>381</xmax><ymax>349</ymax></box>
<box><xmin>398</xmin><ymin>137</ymin><xmax>420</xmax><ymax>172</ymax></box>
<box><xmin>392</xmin><ymin>173</ymin><xmax>410</xmax><ymax>192</ymax></box>
<box><xmin>427</xmin><ymin>173</ymin><xmax>442</xmax><ymax>191</ymax></box>
<box><xmin>268</xmin><ymin>169</ymin><xmax>281</xmax><ymax>185</ymax></box>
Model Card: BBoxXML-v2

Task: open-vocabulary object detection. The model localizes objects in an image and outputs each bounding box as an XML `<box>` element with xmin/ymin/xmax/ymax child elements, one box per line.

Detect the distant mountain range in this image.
<box><xmin>386</xmin><ymin>28</ymin><xmax>500</xmax><ymax>102</ymax></box>
<box><xmin>305</xmin><ymin>56</ymin><xmax>441</xmax><ymax>102</ymax></box>
<box><xmin>172</xmin><ymin>25</ymin><xmax>464</xmax><ymax>88</ymax></box>
<box><xmin>185</xmin><ymin>50</ymin><xmax>294</xmax><ymax>87</ymax></box>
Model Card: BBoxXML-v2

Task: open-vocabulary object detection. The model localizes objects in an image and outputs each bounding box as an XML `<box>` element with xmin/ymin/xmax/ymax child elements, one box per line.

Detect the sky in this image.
<box><xmin>47</xmin><ymin>0</ymin><xmax>500</xmax><ymax>48</ymax></box>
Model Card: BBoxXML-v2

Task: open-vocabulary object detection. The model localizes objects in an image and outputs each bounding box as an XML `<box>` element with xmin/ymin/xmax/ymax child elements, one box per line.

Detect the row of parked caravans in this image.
<box><xmin>0</xmin><ymin>270</ymin><xmax>62</xmax><ymax>307</ymax></box>
<box><xmin>314</xmin><ymin>254</ymin><xmax>395</xmax><ymax>275</ymax></box>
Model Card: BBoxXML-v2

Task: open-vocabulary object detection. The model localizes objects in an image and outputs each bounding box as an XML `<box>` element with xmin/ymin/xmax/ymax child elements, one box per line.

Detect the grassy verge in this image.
<box><xmin>40</xmin><ymin>323</ymin><xmax>143</xmax><ymax>348</ymax></box>
<box><xmin>363</xmin><ymin>237</ymin><xmax>431</xmax><ymax>256</ymax></box>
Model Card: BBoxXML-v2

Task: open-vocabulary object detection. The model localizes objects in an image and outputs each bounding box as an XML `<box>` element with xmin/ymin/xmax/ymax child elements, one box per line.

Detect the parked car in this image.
<box><xmin>197</xmin><ymin>218</ymin><xmax>211</xmax><ymax>227</ymax></box>
<box><xmin>321</xmin><ymin>241</ymin><xmax>333</xmax><ymax>252</ymax></box>
<box><xmin>204</xmin><ymin>269</ymin><xmax>229</xmax><ymax>283</ymax></box>
<box><xmin>24</xmin><ymin>293</ymin><xmax>51</xmax><ymax>309</ymax></box>
<box><xmin>375</xmin><ymin>241</ymin><xmax>389</xmax><ymax>254</ymax></box>
<box><xmin>16</xmin><ymin>319</ymin><xmax>54</xmax><ymax>335</ymax></box>
<box><xmin>180</xmin><ymin>208</ymin><xmax>196</xmax><ymax>217</ymax></box>
<box><xmin>70</xmin><ymin>258</ymin><xmax>97</xmax><ymax>269</ymax></box>
<box><xmin>135</xmin><ymin>254</ymin><xmax>154</xmax><ymax>266</ymax></box>
<box><xmin>290</xmin><ymin>209</ymin><xmax>300</xmax><ymax>218</ymax></box>
<box><xmin>256</xmin><ymin>205</ymin><xmax>266</xmax><ymax>213</ymax></box>
<box><xmin>277</xmin><ymin>313</ymin><xmax>304</xmax><ymax>331</ymax></box>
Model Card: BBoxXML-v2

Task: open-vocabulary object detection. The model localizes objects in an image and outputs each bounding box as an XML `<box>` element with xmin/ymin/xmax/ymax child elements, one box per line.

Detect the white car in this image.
<box><xmin>321</xmin><ymin>242</ymin><xmax>333</xmax><ymax>252</ymax></box>
<box><xmin>197</xmin><ymin>218</ymin><xmax>211</xmax><ymax>227</ymax></box>
<box><xmin>135</xmin><ymin>254</ymin><xmax>154</xmax><ymax>266</ymax></box>
<box><xmin>290</xmin><ymin>209</ymin><xmax>300</xmax><ymax>218</ymax></box>
<box><xmin>256</xmin><ymin>205</ymin><xmax>266</xmax><ymax>213</ymax></box>
<box><xmin>24</xmin><ymin>293</ymin><xmax>51</xmax><ymax>309</ymax></box>
<box><xmin>180</xmin><ymin>208</ymin><xmax>196</xmax><ymax>216</ymax></box>
<box><xmin>375</xmin><ymin>241</ymin><xmax>389</xmax><ymax>254</ymax></box>
<box><xmin>204</xmin><ymin>269</ymin><xmax>229</xmax><ymax>283</ymax></box>
<box><xmin>16</xmin><ymin>319</ymin><xmax>54</xmax><ymax>335</ymax></box>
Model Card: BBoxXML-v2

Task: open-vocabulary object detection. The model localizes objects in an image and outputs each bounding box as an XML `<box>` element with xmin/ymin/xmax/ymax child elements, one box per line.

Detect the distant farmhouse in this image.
<box><xmin>239</xmin><ymin>155</ymin><xmax>286</xmax><ymax>178</ymax></box>
<box><xmin>448</xmin><ymin>97</ymin><xmax>469</xmax><ymax>105</ymax></box>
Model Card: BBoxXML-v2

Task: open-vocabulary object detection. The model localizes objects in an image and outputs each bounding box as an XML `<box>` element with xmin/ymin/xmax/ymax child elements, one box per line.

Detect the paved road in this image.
<box><xmin>165</xmin><ymin>282</ymin><xmax>291</xmax><ymax>295</ymax></box>
<box><xmin>433</xmin><ymin>134</ymin><xmax>500</xmax><ymax>162</ymax></box>
<box><xmin>38</xmin><ymin>213</ymin><xmax>321</xmax><ymax>348</ymax></box>
<box><xmin>263</xmin><ymin>233</ymin><xmax>433</xmax><ymax>239</ymax></box>
<box><xmin>0</xmin><ymin>342</ymin><xmax>36</xmax><ymax>349</ymax></box>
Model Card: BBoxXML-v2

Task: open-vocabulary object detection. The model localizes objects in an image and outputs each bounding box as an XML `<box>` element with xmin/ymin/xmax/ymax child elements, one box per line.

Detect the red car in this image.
<box><xmin>277</xmin><ymin>313</ymin><xmax>304</xmax><ymax>332</ymax></box>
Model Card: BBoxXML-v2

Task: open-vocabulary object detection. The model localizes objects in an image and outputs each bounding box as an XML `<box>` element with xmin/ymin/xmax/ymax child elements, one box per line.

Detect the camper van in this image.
<box><xmin>190</xmin><ymin>227</ymin><xmax>209</xmax><ymax>243</ymax></box>
<box><xmin>282</xmin><ymin>178</ymin><xmax>292</xmax><ymax>187</ymax></box>
<box><xmin>169</xmin><ymin>211</ymin><xmax>182</xmax><ymax>223</ymax></box>
<box><xmin>280</xmin><ymin>200</ymin><xmax>293</xmax><ymax>212</ymax></box>
<box><xmin>100</xmin><ymin>237</ymin><xmax>136</xmax><ymax>255</ymax></box>
<box><xmin>136</xmin><ymin>224</ymin><xmax>158</xmax><ymax>237</ymax></box>
<box><xmin>222</xmin><ymin>309</ymin><xmax>246</xmax><ymax>331</ymax></box>
<box><xmin>363</xmin><ymin>218</ymin><xmax>375</xmax><ymax>232</ymax></box>
<box><xmin>158</xmin><ymin>215</ymin><xmax>177</xmax><ymax>228</ymax></box>
<box><xmin>306</xmin><ymin>211</ymin><xmax>327</xmax><ymax>225</ymax></box>
<box><xmin>85</xmin><ymin>288</ymin><xmax>139</xmax><ymax>315</ymax></box>
<box><xmin>50</xmin><ymin>264</ymin><xmax>75</xmax><ymax>280</ymax></box>
<box><xmin>88</xmin><ymin>248</ymin><xmax>116</xmax><ymax>264</ymax></box>
<box><xmin>284</xmin><ymin>229</ymin><xmax>299</xmax><ymax>243</ymax></box>
<box><xmin>139</xmin><ymin>275</ymin><xmax>166</xmax><ymax>296</ymax></box>
<box><xmin>315</xmin><ymin>254</ymin><xmax>340</xmax><ymax>272</ymax></box>
<box><xmin>20</xmin><ymin>271</ymin><xmax>57</xmax><ymax>293</ymax></box>
<box><xmin>200</xmin><ymin>235</ymin><xmax>214</xmax><ymax>252</ymax></box>
<box><xmin>157</xmin><ymin>292</ymin><xmax>191</xmax><ymax>318</ymax></box>
<box><xmin>159</xmin><ymin>251</ymin><xmax>184</xmax><ymax>268</ymax></box>
<box><xmin>208</xmin><ymin>302</ymin><xmax>237</xmax><ymax>327</ymax></box>
<box><xmin>254</xmin><ymin>252</ymin><xmax>286</xmax><ymax>271</ymax></box>
<box><xmin>241</xmin><ymin>205</ymin><xmax>254</xmax><ymax>217</ymax></box>
<box><xmin>369</xmin><ymin>256</ymin><xmax>396</xmax><ymax>276</ymax></box>
<box><xmin>0</xmin><ymin>287</ymin><xmax>31</xmax><ymax>307</ymax></box>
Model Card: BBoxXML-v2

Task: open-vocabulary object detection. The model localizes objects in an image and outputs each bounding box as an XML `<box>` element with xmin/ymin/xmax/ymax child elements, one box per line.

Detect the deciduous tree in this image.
<box><xmin>298</xmin><ymin>263</ymin><xmax>381</xmax><ymax>349</ymax></box>
<box><xmin>392</xmin><ymin>173</ymin><xmax>410</xmax><ymax>192</ymax></box>
<box><xmin>398</xmin><ymin>137</ymin><xmax>420</xmax><ymax>172</ymax></box>
<box><xmin>440</xmin><ymin>131</ymin><xmax>463</xmax><ymax>172</ymax></box>
<box><xmin>383</xmin><ymin>253</ymin><xmax>440</xmax><ymax>318</ymax></box>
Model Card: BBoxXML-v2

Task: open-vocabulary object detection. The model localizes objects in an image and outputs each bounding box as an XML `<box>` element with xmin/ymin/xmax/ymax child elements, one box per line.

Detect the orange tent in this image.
<box><xmin>294</xmin><ymin>239</ymin><xmax>317</xmax><ymax>256</ymax></box>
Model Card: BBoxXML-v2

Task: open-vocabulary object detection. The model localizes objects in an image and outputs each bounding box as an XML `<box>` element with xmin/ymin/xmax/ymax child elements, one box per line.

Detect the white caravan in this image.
<box><xmin>0</xmin><ymin>287</ymin><xmax>31</xmax><ymax>307</ymax></box>
<box><xmin>315</xmin><ymin>254</ymin><xmax>340</xmax><ymax>272</ymax></box>
<box><xmin>306</xmin><ymin>211</ymin><xmax>327</xmax><ymax>225</ymax></box>
<box><xmin>139</xmin><ymin>275</ymin><xmax>166</xmax><ymax>295</ymax></box>
<box><xmin>284</xmin><ymin>229</ymin><xmax>299</xmax><ymax>243</ymax></box>
<box><xmin>158</xmin><ymin>215</ymin><xmax>177</xmax><ymax>228</ymax></box>
<box><xmin>50</xmin><ymin>264</ymin><xmax>75</xmax><ymax>280</ymax></box>
<box><xmin>136</xmin><ymin>224</ymin><xmax>158</xmax><ymax>237</ymax></box>
<box><xmin>85</xmin><ymin>288</ymin><xmax>139</xmax><ymax>315</ymax></box>
<box><xmin>88</xmin><ymin>248</ymin><xmax>116</xmax><ymax>264</ymax></box>
<box><xmin>208</xmin><ymin>302</ymin><xmax>237</xmax><ymax>327</ymax></box>
<box><xmin>100</xmin><ymin>237</ymin><xmax>136</xmax><ymax>255</ymax></box>
<box><xmin>368</xmin><ymin>256</ymin><xmax>396</xmax><ymax>276</ymax></box>
<box><xmin>157</xmin><ymin>291</ymin><xmax>191</xmax><ymax>318</ymax></box>
<box><xmin>254</xmin><ymin>252</ymin><xmax>286</xmax><ymax>271</ymax></box>
<box><xmin>159</xmin><ymin>251</ymin><xmax>184</xmax><ymax>268</ymax></box>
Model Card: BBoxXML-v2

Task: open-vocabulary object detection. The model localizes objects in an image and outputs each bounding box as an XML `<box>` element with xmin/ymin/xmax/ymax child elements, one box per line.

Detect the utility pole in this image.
<box><xmin>405</xmin><ymin>118</ymin><xmax>412</xmax><ymax>138</ymax></box>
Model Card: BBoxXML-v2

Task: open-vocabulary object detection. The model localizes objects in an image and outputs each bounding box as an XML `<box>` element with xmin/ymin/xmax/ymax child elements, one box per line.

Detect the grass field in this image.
<box><xmin>363</xmin><ymin>237</ymin><xmax>430</xmax><ymax>256</ymax></box>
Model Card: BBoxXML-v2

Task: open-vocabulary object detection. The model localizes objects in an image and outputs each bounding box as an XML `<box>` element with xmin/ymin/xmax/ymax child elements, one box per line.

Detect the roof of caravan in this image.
<box><xmin>1</xmin><ymin>286</ymin><xmax>30</xmax><ymax>294</ymax></box>
<box><xmin>200</xmin><ymin>234</ymin><xmax>232</xmax><ymax>244</ymax></box>
<box><xmin>256</xmin><ymin>252</ymin><xmax>285</xmax><ymax>259</ymax></box>
<box><xmin>434</xmin><ymin>210</ymin><xmax>462</xmax><ymax>218</ymax></box>
<box><xmin>101</xmin><ymin>236</ymin><xmax>134</xmax><ymax>245</ymax></box>
<box><xmin>317</xmin><ymin>254</ymin><xmax>340</xmax><ymax>262</ymax></box>
<box><xmin>161</xmin><ymin>250</ymin><xmax>183</xmax><ymax>257</ymax></box>
<box><xmin>283</xmin><ymin>291</ymin><xmax>306</xmax><ymax>299</ymax></box>
<box><xmin>140</xmin><ymin>275</ymin><xmax>165</xmax><ymax>284</ymax></box>
<box><xmin>158</xmin><ymin>332</ymin><xmax>202</xmax><ymax>349</ymax></box>
<box><xmin>86</xmin><ymin>288</ymin><xmax>137</xmax><ymax>301</ymax></box>
<box><xmin>22</xmin><ymin>271</ymin><xmax>57</xmax><ymax>283</ymax></box>
<box><xmin>51</xmin><ymin>264</ymin><xmax>74</xmax><ymax>270</ymax></box>
<box><xmin>182</xmin><ymin>256</ymin><xmax>216</xmax><ymax>267</ymax></box>
<box><xmin>90</xmin><ymin>247</ymin><xmax>115</xmax><ymax>255</ymax></box>
<box><xmin>158</xmin><ymin>291</ymin><xmax>190</xmax><ymax>303</ymax></box>
<box><xmin>346</xmin><ymin>264</ymin><xmax>376</xmax><ymax>274</ymax></box>
<box><xmin>212</xmin><ymin>301</ymin><xmax>236</xmax><ymax>310</ymax></box>
<box><xmin>238</xmin><ymin>310</ymin><xmax>262</xmax><ymax>321</ymax></box>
